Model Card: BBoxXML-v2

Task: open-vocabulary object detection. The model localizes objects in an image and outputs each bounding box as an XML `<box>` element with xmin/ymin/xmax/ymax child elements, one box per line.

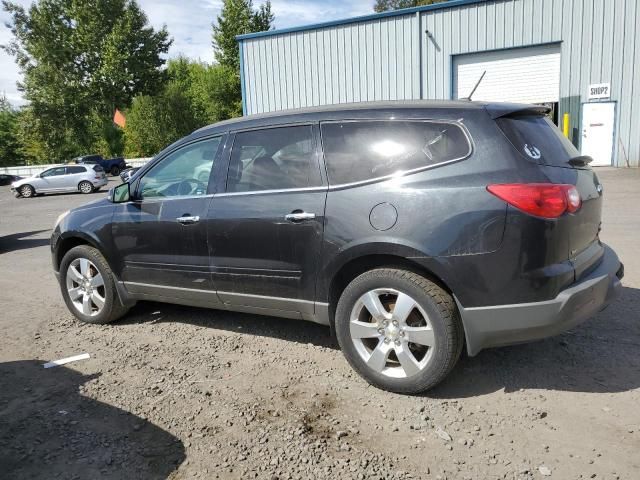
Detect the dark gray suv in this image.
<box><xmin>51</xmin><ymin>101</ymin><xmax>623</xmax><ymax>393</ymax></box>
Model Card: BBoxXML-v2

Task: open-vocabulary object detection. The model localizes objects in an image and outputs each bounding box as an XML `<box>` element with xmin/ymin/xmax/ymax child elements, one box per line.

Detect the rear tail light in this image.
<box><xmin>487</xmin><ymin>183</ymin><xmax>581</xmax><ymax>219</ymax></box>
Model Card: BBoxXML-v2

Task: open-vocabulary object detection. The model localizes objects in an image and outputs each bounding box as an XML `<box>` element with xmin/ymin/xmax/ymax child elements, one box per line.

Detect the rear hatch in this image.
<box><xmin>493</xmin><ymin>110</ymin><xmax>604</xmax><ymax>279</ymax></box>
<box><xmin>93</xmin><ymin>165</ymin><xmax>107</xmax><ymax>179</ymax></box>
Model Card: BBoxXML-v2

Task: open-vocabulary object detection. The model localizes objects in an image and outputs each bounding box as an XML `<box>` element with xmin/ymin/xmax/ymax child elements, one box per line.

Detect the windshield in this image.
<box><xmin>495</xmin><ymin>115</ymin><xmax>581</xmax><ymax>167</ymax></box>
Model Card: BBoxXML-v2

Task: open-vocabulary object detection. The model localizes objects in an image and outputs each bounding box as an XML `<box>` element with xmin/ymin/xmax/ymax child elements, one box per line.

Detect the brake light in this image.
<box><xmin>487</xmin><ymin>183</ymin><xmax>581</xmax><ymax>218</ymax></box>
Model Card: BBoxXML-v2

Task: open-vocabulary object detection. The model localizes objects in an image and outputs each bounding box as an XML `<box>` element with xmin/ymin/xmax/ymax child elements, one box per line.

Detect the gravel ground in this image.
<box><xmin>0</xmin><ymin>170</ymin><xmax>639</xmax><ymax>480</ymax></box>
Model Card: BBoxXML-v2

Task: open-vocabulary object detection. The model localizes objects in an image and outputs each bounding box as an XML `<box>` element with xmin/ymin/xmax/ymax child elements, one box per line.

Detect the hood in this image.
<box><xmin>72</xmin><ymin>196</ymin><xmax>112</xmax><ymax>212</ymax></box>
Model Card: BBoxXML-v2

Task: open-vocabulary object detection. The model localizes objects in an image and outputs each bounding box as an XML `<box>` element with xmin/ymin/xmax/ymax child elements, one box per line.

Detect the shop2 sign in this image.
<box><xmin>588</xmin><ymin>83</ymin><xmax>611</xmax><ymax>100</ymax></box>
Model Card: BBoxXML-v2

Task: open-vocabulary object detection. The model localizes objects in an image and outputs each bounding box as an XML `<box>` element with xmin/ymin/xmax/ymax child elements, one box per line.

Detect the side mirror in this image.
<box><xmin>109</xmin><ymin>182</ymin><xmax>130</xmax><ymax>203</ymax></box>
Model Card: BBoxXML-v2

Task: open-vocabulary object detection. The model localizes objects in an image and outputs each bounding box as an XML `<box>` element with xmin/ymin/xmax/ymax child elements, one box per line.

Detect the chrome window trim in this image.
<box><xmin>214</xmin><ymin>185</ymin><xmax>327</xmax><ymax>197</ymax></box>
<box><xmin>319</xmin><ymin>118</ymin><xmax>474</xmax><ymax>189</ymax></box>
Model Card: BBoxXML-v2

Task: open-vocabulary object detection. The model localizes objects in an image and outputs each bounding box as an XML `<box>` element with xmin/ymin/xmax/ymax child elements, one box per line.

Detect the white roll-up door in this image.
<box><xmin>453</xmin><ymin>44</ymin><xmax>561</xmax><ymax>104</ymax></box>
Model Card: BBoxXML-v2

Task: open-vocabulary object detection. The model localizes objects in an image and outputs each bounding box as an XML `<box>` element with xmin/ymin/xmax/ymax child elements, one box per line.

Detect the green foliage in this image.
<box><xmin>0</xmin><ymin>97</ymin><xmax>23</xmax><ymax>167</ymax></box>
<box><xmin>124</xmin><ymin>59</ymin><xmax>242</xmax><ymax>158</ymax></box>
<box><xmin>212</xmin><ymin>0</ymin><xmax>274</xmax><ymax>71</ymax></box>
<box><xmin>374</xmin><ymin>0</ymin><xmax>449</xmax><ymax>12</ymax></box>
<box><xmin>2</xmin><ymin>0</ymin><xmax>171</xmax><ymax>163</ymax></box>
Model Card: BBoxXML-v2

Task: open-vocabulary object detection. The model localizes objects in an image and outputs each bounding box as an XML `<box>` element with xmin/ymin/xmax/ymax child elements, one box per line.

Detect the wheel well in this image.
<box><xmin>54</xmin><ymin>237</ymin><xmax>92</xmax><ymax>271</ymax></box>
<box><xmin>327</xmin><ymin>254</ymin><xmax>453</xmax><ymax>327</ymax></box>
<box><xmin>78</xmin><ymin>180</ymin><xmax>91</xmax><ymax>189</ymax></box>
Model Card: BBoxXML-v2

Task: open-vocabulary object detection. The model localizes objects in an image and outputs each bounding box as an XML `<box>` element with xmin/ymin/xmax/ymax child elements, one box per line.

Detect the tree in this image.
<box><xmin>212</xmin><ymin>0</ymin><xmax>274</xmax><ymax>71</ymax></box>
<box><xmin>374</xmin><ymin>0</ymin><xmax>449</xmax><ymax>12</ymax></box>
<box><xmin>0</xmin><ymin>96</ymin><xmax>23</xmax><ymax>167</ymax></box>
<box><xmin>123</xmin><ymin>58</ymin><xmax>241</xmax><ymax>158</ymax></box>
<box><xmin>2</xmin><ymin>0</ymin><xmax>172</xmax><ymax>162</ymax></box>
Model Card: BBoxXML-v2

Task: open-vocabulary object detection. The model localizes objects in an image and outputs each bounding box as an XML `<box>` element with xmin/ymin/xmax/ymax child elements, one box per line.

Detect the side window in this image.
<box><xmin>41</xmin><ymin>167</ymin><xmax>66</xmax><ymax>177</ymax></box>
<box><xmin>67</xmin><ymin>166</ymin><xmax>85</xmax><ymax>174</ymax></box>
<box><xmin>138</xmin><ymin>137</ymin><xmax>221</xmax><ymax>200</ymax></box>
<box><xmin>227</xmin><ymin>125</ymin><xmax>316</xmax><ymax>193</ymax></box>
<box><xmin>321</xmin><ymin>120</ymin><xmax>471</xmax><ymax>185</ymax></box>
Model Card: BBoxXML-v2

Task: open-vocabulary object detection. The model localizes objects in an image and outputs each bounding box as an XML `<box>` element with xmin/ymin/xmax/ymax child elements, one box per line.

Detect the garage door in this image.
<box><xmin>453</xmin><ymin>44</ymin><xmax>561</xmax><ymax>104</ymax></box>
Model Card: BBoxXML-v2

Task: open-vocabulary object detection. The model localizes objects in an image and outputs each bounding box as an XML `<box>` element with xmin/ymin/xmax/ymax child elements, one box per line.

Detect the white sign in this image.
<box><xmin>588</xmin><ymin>83</ymin><xmax>611</xmax><ymax>100</ymax></box>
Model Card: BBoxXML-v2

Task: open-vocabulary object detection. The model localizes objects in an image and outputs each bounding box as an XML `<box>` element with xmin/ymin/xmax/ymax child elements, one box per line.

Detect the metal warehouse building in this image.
<box><xmin>237</xmin><ymin>0</ymin><xmax>640</xmax><ymax>167</ymax></box>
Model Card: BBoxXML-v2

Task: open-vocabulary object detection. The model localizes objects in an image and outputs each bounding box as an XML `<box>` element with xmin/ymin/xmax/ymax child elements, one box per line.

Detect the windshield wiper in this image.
<box><xmin>568</xmin><ymin>155</ymin><xmax>593</xmax><ymax>167</ymax></box>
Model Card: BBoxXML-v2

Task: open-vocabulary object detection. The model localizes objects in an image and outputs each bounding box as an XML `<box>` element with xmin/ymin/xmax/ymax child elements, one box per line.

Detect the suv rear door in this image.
<box><xmin>206</xmin><ymin>124</ymin><xmax>327</xmax><ymax>318</ymax></box>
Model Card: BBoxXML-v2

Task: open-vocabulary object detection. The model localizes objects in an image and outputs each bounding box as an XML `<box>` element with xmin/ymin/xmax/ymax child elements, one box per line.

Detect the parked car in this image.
<box><xmin>72</xmin><ymin>154</ymin><xmax>127</xmax><ymax>177</ymax></box>
<box><xmin>50</xmin><ymin>101</ymin><xmax>623</xmax><ymax>393</ymax></box>
<box><xmin>0</xmin><ymin>174</ymin><xmax>23</xmax><ymax>186</ymax></box>
<box><xmin>12</xmin><ymin>164</ymin><xmax>107</xmax><ymax>198</ymax></box>
<box><xmin>119</xmin><ymin>167</ymin><xmax>140</xmax><ymax>183</ymax></box>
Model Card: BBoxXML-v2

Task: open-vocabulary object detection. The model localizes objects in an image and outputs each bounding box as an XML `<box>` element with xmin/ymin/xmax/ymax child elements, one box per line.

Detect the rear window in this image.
<box><xmin>495</xmin><ymin>115</ymin><xmax>580</xmax><ymax>166</ymax></box>
<box><xmin>92</xmin><ymin>165</ymin><xmax>104</xmax><ymax>172</ymax></box>
<box><xmin>321</xmin><ymin>120</ymin><xmax>471</xmax><ymax>185</ymax></box>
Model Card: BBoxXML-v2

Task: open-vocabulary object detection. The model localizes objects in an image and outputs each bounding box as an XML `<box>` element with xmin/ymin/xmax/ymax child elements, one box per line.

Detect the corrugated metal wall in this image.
<box><xmin>241</xmin><ymin>13</ymin><xmax>421</xmax><ymax>114</ymax></box>
<box><xmin>239</xmin><ymin>0</ymin><xmax>640</xmax><ymax>167</ymax></box>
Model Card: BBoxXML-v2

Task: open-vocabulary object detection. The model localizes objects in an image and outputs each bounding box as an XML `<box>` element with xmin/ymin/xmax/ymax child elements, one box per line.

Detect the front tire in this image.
<box><xmin>79</xmin><ymin>181</ymin><xmax>93</xmax><ymax>194</ymax></box>
<box><xmin>59</xmin><ymin>245</ymin><xmax>129</xmax><ymax>324</ymax></box>
<box><xmin>335</xmin><ymin>268</ymin><xmax>464</xmax><ymax>394</ymax></box>
<box><xmin>19</xmin><ymin>184</ymin><xmax>34</xmax><ymax>198</ymax></box>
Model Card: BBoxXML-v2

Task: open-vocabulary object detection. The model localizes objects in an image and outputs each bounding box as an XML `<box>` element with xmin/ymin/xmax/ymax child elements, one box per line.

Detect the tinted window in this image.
<box><xmin>93</xmin><ymin>165</ymin><xmax>104</xmax><ymax>172</ymax></box>
<box><xmin>321</xmin><ymin>121</ymin><xmax>471</xmax><ymax>185</ymax></box>
<box><xmin>495</xmin><ymin>115</ymin><xmax>579</xmax><ymax>166</ymax></box>
<box><xmin>138</xmin><ymin>137</ymin><xmax>221</xmax><ymax>199</ymax></box>
<box><xmin>67</xmin><ymin>166</ymin><xmax>85</xmax><ymax>174</ymax></box>
<box><xmin>41</xmin><ymin>167</ymin><xmax>66</xmax><ymax>177</ymax></box>
<box><xmin>227</xmin><ymin>126</ymin><xmax>316</xmax><ymax>192</ymax></box>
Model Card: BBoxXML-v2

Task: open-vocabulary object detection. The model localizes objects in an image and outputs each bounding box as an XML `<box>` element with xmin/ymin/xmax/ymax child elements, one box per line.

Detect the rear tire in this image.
<box><xmin>59</xmin><ymin>245</ymin><xmax>129</xmax><ymax>324</ymax></box>
<box><xmin>79</xmin><ymin>181</ymin><xmax>93</xmax><ymax>194</ymax></box>
<box><xmin>110</xmin><ymin>166</ymin><xmax>120</xmax><ymax>176</ymax></box>
<box><xmin>334</xmin><ymin>268</ymin><xmax>464</xmax><ymax>394</ymax></box>
<box><xmin>19</xmin><ymin>184</ymin><xmax>34</xmax><ymax>198</ymax></box>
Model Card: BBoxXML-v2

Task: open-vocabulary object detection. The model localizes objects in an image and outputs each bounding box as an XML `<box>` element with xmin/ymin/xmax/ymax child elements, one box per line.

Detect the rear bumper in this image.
<box><xmin>457</xmin><ymin>244</ymin><xmax>623</xmax><ymax>356</ymax></box>
<box><xmin>93</xmin><ymin>178</ymin><xmax>108</xmax><ymax>187</ymax></box>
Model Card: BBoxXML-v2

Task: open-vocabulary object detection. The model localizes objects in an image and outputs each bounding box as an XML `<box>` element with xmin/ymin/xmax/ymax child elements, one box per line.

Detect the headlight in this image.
<box><xmin>54</xmin><ymin>210</ymin><xmax>70</xmax><ymax>228</ymax></box>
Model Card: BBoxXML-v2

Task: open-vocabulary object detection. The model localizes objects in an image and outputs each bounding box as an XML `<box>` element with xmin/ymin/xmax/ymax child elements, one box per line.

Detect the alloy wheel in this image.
<box><xmin>350</xmin><ymin>288</ymin><xmax>435</xmax><ymax>378</ymax></box>
<box><xmin>66</xmin><ymin>258</ymin><xmax>106</xmax><ymax>316</ymax></box>
<box><xmin>79</xmin><ymin>181</ymin><xmax>93</xmax><ymax>194</ymax></box>
<box><xmin>20</xmin><ymin>185</ymin><xmax>33</xmax><ymax>198</ymax></box>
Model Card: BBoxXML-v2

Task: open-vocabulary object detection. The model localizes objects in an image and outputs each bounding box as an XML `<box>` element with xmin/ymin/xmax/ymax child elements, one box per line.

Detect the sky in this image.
<box><xmin>0</xmin><ymin>0</ymin><xmax>373</xmax><ymax>106</ymax></box>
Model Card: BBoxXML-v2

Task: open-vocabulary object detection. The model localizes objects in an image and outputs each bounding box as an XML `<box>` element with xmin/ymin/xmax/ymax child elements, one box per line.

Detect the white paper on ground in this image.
<box><xmin>43</xmin><ymin>353</ymin><xmax>90</xmax><ymax>369</ymax></box>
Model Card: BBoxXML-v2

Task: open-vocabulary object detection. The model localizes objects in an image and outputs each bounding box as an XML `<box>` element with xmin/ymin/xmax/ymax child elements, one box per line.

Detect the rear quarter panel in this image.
<box><xmin>317</xmin><ymin>110</ymin><xmax>514</xmax><ymax>302</ymax></box>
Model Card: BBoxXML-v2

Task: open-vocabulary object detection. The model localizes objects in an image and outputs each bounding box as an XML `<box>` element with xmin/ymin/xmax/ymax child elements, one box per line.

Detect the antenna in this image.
<box><xmin>465</xmin><ymin>70</ymin><xmax>486</xmax><ymax>101</ymax></box>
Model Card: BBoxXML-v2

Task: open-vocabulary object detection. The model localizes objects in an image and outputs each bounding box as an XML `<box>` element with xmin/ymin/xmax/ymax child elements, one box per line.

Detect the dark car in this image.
<box><xmin>0</xmin><ymin>174</ymin><xmax>23</xmax><ymax>186</ymax></box>
<box><xmin>119</xmin><ymin>166</ymin><xmax>140</xmax><ymax>183</ymax></box>
<box><xmin>50</xmin><ymin>101</ymin><xmax>623</xmax><ymax>393</ymax></box>
<box><xmin>72</xmin><ymin>154</ymin><xmax>127</xmax><ymax>177</ymax></box>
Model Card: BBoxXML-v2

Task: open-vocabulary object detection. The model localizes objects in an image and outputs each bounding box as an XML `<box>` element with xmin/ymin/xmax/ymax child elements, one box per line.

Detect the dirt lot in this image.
<box><xmin>0</xmin><ymin>169</ymin><xmax>638</xmax><ymax>480</ymax></box>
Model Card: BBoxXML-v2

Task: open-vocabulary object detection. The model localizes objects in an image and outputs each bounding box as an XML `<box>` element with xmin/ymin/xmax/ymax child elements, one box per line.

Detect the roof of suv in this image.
<box><xmin>192</xmin><ymin>100</ymin><xmax>544</xmax><ymax>138</ymax></box>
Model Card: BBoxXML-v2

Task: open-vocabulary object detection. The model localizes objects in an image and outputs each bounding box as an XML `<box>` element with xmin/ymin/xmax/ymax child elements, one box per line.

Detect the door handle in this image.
<box><xmin>284</xmin><ymin>211</ymin><xmax>316</xmax><ymax>222</ymax></box>
<box><xmin>177</xmin><ymin>215</ymin><xmax>200</xmax><ymax>225</ymax></box>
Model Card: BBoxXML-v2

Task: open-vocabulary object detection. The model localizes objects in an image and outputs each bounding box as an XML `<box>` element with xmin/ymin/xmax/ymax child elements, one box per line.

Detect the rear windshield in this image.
<box><xmin>92</xmin><ymin>165</ymin><xmax>104</xmax><ymax>172</ymax></box>
<box><xmin>495</xmin><ymin>115</ymin><xmax>580</xmax><ymax>166</ymax></box>
<box><xmin>321</xmin><ymin>120</ymin><xmax>471</xmax><ymax>185</ymax></box>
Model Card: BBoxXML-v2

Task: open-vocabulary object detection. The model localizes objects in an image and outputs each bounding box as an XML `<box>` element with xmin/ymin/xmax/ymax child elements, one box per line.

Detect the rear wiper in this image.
<box><xmin>568</xmin><ymin>155</ymin><xmax>593</xmax><ymax>167</ymax></box>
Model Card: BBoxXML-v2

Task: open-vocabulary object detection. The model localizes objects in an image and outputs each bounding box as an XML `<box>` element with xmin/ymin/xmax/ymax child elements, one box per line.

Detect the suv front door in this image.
<box><xmin>111</xmin><ymin>135</ymin><xmax>225</xmax><ymax>303</ymax></box>
<box><xmin>206</xmin><ymin>124</ymin><xmax>327</xmax><ymax>318</ymax></box>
